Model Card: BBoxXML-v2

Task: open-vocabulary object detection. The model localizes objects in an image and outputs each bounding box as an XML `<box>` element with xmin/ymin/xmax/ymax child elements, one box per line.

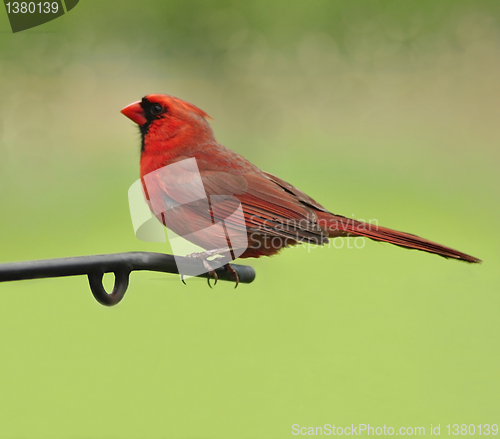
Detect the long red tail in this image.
<box><xmin>319</xmin><ymin>213</ymin><xmax>481</xmax><ymax>263</ymax></box>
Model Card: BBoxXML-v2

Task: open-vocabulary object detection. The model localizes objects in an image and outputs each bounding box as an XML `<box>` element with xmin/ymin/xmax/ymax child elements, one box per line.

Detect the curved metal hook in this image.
<box><xmin>88</xmin><ymin>270</ymin><xmax>130</xmax><ymax>306</ymax></box>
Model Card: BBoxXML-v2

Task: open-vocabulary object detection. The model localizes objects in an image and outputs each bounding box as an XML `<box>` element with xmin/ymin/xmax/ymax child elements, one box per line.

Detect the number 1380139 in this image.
<box><xmin>5</xmin><ymin>2</ymin><xmax>59</xmax><ymax>13</ymax></box>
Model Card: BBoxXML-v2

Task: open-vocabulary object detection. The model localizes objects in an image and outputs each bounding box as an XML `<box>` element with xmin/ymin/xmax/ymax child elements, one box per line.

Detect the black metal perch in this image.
<box><xmin>0</xmin><ymin>252</ymin><xmax>256</xmax><ymax>306</ymax></box>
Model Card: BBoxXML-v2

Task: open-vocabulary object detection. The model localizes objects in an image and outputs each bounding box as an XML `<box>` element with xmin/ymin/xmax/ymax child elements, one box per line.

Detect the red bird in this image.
<box><xmin>121</xmin><ymin>94</ymin><xmax>480</xmax><ymax>283</ymax></box>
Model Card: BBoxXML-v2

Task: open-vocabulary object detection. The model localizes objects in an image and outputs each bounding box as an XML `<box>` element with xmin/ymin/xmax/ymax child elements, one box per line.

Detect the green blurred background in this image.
<box><xmin>0</xmin><ymin>1</ymin><xmax>498</xmax><ymax>437</ymax></box>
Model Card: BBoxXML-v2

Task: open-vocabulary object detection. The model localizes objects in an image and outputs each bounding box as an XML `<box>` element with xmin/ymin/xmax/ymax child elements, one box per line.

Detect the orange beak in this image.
<box><xmin>121</xmin><ymin>101</ymin><xmax>147</xmax><ymax>126</ymax></box>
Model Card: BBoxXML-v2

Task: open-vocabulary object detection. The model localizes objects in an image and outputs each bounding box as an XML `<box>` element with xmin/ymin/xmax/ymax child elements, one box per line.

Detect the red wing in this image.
<box><xmin>145</xmin><ymin>164</ymin><xmax>329</xmax><ymax>244</ymax></box>
<box><xmin>202</xmin><ymin>172</ymin><xmax>329</xmax><ymax>243</ymax></box>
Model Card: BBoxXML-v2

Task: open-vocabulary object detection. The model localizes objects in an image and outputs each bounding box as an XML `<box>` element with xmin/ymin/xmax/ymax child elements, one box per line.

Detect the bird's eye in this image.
<box><xmin>150</xmin><ymin>104</ymin><xmax>164</xmax><ymax>116</ymax></box>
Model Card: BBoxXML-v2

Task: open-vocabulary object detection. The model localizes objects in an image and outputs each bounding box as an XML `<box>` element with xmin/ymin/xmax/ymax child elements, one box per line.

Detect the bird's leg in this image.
<box><xmin>181</xmin><ymin>248</ymin><xmax>230</xmax><ymax>287</ymax></box>
<box><xmin>185</xmin><ymin>248</ymin><xmax>229</xmax><ymax>260</ymax></box>
<box><xmin>224</xmin><ymin>263</ymin><xmax>240</xmax><ymax>289</ymax></box>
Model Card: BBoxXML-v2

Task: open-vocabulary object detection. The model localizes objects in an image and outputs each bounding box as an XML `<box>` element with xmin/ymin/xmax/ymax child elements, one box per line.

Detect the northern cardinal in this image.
<box><xmin>121</xmin><ymin>94</ymin><xmax>480</xmax><ymax>283</ymax></box>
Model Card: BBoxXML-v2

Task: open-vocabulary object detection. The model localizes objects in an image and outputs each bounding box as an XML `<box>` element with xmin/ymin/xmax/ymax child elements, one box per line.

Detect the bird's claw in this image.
<box><xmin>206</xmin><ymin>269</ymin><xmax>218</xmax><ymax>288</ymax></box>
<box><xmin>181</xmin><ymin>251</ymin><xmax>220</xmax><ymax>287</ymax></box>
<box><xmin>224</xmin><ymin>263</ymin><xmax>240</xmax><ymax>289</ymax></box>
<box><xmin>202</xmin><ymin>258</ymin><xmax>218</xmax><ymax>288</ymax></box>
